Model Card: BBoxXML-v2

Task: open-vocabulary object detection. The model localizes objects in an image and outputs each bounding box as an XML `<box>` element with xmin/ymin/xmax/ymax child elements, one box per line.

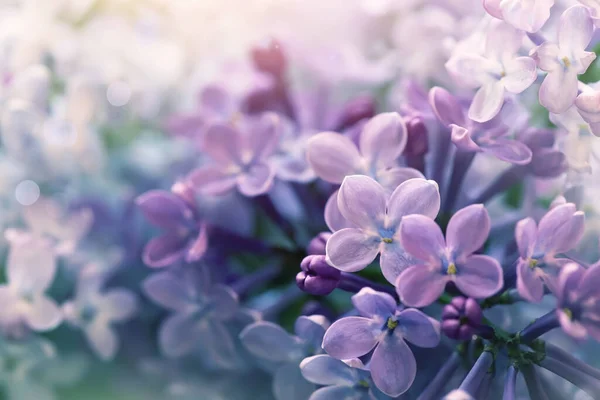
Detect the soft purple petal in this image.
<box><xmin>454</xmin><ymin>255</ymin><xmax>503</xmax><ymax>298</ymax></box>
<box><xmin>428</xmin><ymin>87</ymin><xmax>466</xmax><ymax>126</ymax></box>
<box><xmin>236</xmin><ymin>162</ymin><xmax>275</xmax><ymax>197</ymax></box>
<box><xmin>159</xmin><ymin>312</ymin><xmax>200</xmax><ymax>357</ymax></box>
<box><xmin>451</xmin><ymin>125</ymin><xmax>481</xmax><ymax>152</ymax></box>
<box><xmin>203</xmin><ymin>123</ymin><xmax>242</xmax><ymax>165</ymax></box>
<box><xmin>294</xmin><ymin>315</ymin><xmax>329</xmax><ymax>347</ymax></box>
<box><xmin>135</xmin><ymin>190</ymin><xmax>193</xmax><ymax>230</ymax></box>
<box><xmin>249</xmin><ymin>112</ymin><xmax>281</xmax><ymax>161</ymax></box>
<box><xmin>530</xmin><ymin>148</ymin><xmax>567</xmax><ymax>177</ymax></box>
<box><xmin>184</xmin><ymin>224</ymin><xmax>208</xmax><ymax>263</ymax></box>
<box><xmin>324</xmin><ymin>191</ymin><xmax>355</xmax><ymax>232</ymax></box>
<box><xmin>480</xmin><ymin>138</ymin><xmax>532</xmax><ymax>165</ymax></box>
<box><xmin>535</xmin><ymin>203</ymin><xmax>579</xmax><ymax>255</ymax></box>
<box><xmin>380</xmin><ymin>243</ymin><xmax>419</xmax><ymax>285</ymax></box>
<box><xmin>351</xmin><ymin>287</ymin><xmax>397</xmax><ymax>319</ymax></box>
<box><xmin>558</xmin><ymin>5</ymin><xmax>594</xmax><ymax>55</ymax></box>
<box><xmin>309</xmin><ymin>386</ymin><xmax>359</xmax><ymax>400</ymax></box>
<box><xmin>337</xmin><ymin>175</ymin><xmax>386</xmax><ymax>229</ymax></box>
<box><xmin>555</xmin><ymin>262</ymin><xmax>585</xmax><ymax>303</ymax></box>
<box><xmin>359</xmin><ymin>112</ymin><xmax>407</xmax><ymax>167</ymax></box>
<box><xmin>207</xmin><ymin>285</ymin><xmax>238</xmax><ymax>320</ymax></box>
<box><xmin>306</xmin><ymin>132</ymin><xmax>362</xmax><ymax>184</ymax></box>
<box><xmin>199</xmin><ymin>84</ymin><xmax>232</xmax><ymax>114</ymax></box>
<box><xmin>446</xmin><ymin>204</ymin><xmax>490</xmax><ymax>259</ymax></box>
<box><xmin>396</xmin><ymin>266</ymin><xmax>447</xmax><ymax>308</ymax></box>
<box><xmin>375</xmin><ymin>167</ymin><xmax>425</xmax><ymax>193</ymax></box>
<box><xmin>370</xmin><ymin>334</ymin><xmax>416</xmax><ymax>396</ymax></box>
<box><xmin>142</xmin><ymin>272</ymin><xmax>192</xmax><ymax>311</ymax></box>
<box><xmin>576</xmin><ymin>264</ymin><xmax>600</xmax><ymax>300</ymax></box>
<box><xmin>387</xmin><ymin>178</ymin><xmax>440</xmax><ymax>229</ymax></box>
<box><xmin>25</xmin><ymin>295</ymin><xmax>62</xmax><ymax>331</ymax></box>
<box><xmin>554</xmin><ymin>211</ymin><xmax>585</xmax><ymax>254</ymax></box>
<box><xmin>300</xmin><ymin>355</ymin><xmax>357</xmax><ymax>386</ymax></box>
<box><xmin>517</xmin><ymin>260</ymin><xmax>545</xmax><ymax>302</ymax></box>
<box><xmin>484</xmin><ymin>19</ymin><xmax>524</xmax><ymax>58</ymax></box>
<box><xmin>396</xmin><ymin>308</ymin><xmax>441</xmax><ymax>348</ymax></box>
<box><xmin>539</xmin><ymin>69</ymin><xmax>578</xmax><ymax>114</ymax></box>
<box><xmin>483</xmin><ymin>0</ymin><xmax>503</xmax><ymax>18</ymax></box>
<box><xmin>515</xmin><ymin>217</ymin><xmax>537</xmax><ymax>259</ymax></box>
<box><xmin>503</xmin><ymin>57</ymin><xmax>537</xmax><ymax>93</ymax></box>
<box><xmin>446</xmin><ymin>54</ymin><xmax>494</xmax><ymax>88</ymax></box>
<box><xmin>84</xmin><ymin>320</ymin><xmax>118</xmax><ymax>361</ymax></box>
<box><xmin>99</xmin><ymin>289</ymin><xmax>138</xmax><ymax>322</ymax></box>
<box><xmin>531</xmin><ymin>42</ymin><xmax>561</xmax><ymax>71</ymax></box>
<box><xmin>326</xmin><ymin>228</ymin><xmax>380</xmax><ymax>272</ymax></box>
<box><xmin>142</xmin><ymin>234</ymin><xmax>188</xmax><ymax>268</ymax></box>
<box><xmin>399</xmin><ymin>215</ymin><xmax>445</xmax><ymax>263</ymax></box>
<box><xmin>273</xmin><ymin>362</ymin><xmax>315</xmax><ymax>400</ymax></box>
<box><xmin>468</xmin><ymin>81</ymin><xmax>505</xmax><ymax>123</ymax></box>
<box><xmin>240</xmin><ymin>322</ymin><xmax>303</xmax><ymax>363</ymax></box>
<box><xmin>322</xmin><ymin>317</ymin><xmax>379</xmax><ymax>359</ymax></box>
<box><xmin>558</xmin><ymin>309</ymin><xmax>588</xmax><ymax>339</ymax></box>
<box><xmin>187</xmin><ymin>166</ymin><xmax>237</xmax><ymax>196</ymax></box>
<box><xmin>7</xmin><ymin>238</ymin><xmax>57</xmax><ymax>294</ymax></box>
<box><xmin>501</xmin><ymin>0</ymin><xmax>553</xmax><ymax>33</ymax></box>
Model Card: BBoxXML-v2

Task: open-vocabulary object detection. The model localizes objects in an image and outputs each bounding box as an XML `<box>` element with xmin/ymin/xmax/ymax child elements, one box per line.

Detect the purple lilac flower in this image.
<box><xmin>446</xmin><ymin>20</ymin><xmax>537</xmax><ymax>122</ymax></box>
<box><xmin>0</xmin><ymin>238</ymin><xmax>62</xmax><ymax>334</ymax></box>
<box><xmin>296</xmin><ymin>255</ymin><xmax>341</xmax><ymax>296</ymax></box>
<box><xmin>240</xmin><ymin>315</ymin><xmax>330</xmax><ymax>400</ymax></box>
<box><xmin>300</xmin><ymin>355</ymin><xmax>390</xmax><ymax>400</ymax></box>
<box><xmin>531</xmin><ymin>5</ymin><xmax>596</xmax><ymax>113</ymax></box>
<box><xmin>441</xmin><ymin>297</ymin><xmax>483</xmax><ymax>341</ymax></box>
<box><xmin>397</xmin><ymin>204</ymin><xmax>503</xmax><ymax>307</ymax></box>
<box><xmin>306</xmin><ymin>232</ymin><xmax>331</xmax><ymax>255</ymax></box>
<box><xmin>550</xmin><ymin>262</ymin><xmax>600</xmax><ymax>340</ymax></box>
<box><xmin>575</xmin><ymin>87</ymin><xmax>600</xmax><ymax>136</ymax></box>
<box><xmin>270</xmin><ymin>116</ymin><xmax>317</xmax><ymax>183</ymax></box>
<box><xmin>325</xmin><ymin>175</ymin><xmax>440</xmax><ymax>284</ymax></box>
<box><xmin>515</xmin><ymin>203</ymin><xmax>585</xmax><ymax>302</ymax></box>
<box><xmin>520</xmin><ymin>128</ymin><xmax>568</xmax><ymax>178</ymax></box>
<box><xmin>187</xmin><ymin>112</ymin><xmax>281</xmax><ymax>197</ymax></box>
<box><xmin>322</xmin><ymin>288</ymin><xmax>440</xmax><ymax>396</ymax></box>
<box><xmin>429</xmin><ymin>87</ymin><xmax>532</xmax><ymax>164</ymax></box>
<box><xmin>483</xmin><ymin>0</ymin><xmax>554</xmax><ymax>33</ymax></box>
<box><xmin>143</xmin><ymin>268</ymin><xmax>239</xmax><ymax>358</ymax></box>
<box><xmin>62</xmin><ymin>265</ymin><xmax>138</xmax><ymax>361</ymax></box>
<box><xmin>136</xmin><ymin>188</ymin><xmax>207</xmax><ymax>268</ymax></box>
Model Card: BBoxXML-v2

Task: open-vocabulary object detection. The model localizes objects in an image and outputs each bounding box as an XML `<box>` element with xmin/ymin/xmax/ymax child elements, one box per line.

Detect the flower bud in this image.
<box><xmin>296</xmin><ymin>255</ymin><xmax>341</xmax><ymax>295</ymax></box>
<box><xmin>403</xmin><ymin>115</ymin><xmax>428</xmax><ymax>157</ymax></box>
<box><xmin>251</xmin><ymin>39</ymin><xmax>286</xmax><ymax>77</ymax></box>
<box><xmin>334</xmin><ymin>95</ymin><xmax>376</xmax><ymax>131</ymax></box>
<box><xmin>441</xmin><ymin>297</ymin><xmax>483</xmax><ymax>340</ymax></box>
<box><xmin>306</xmin><ymin>232</ymin><xmax>332</xmax><ymax>255</ymax></box>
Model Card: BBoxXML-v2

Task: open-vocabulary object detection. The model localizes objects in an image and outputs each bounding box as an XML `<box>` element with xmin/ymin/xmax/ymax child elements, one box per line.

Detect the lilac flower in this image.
<box><xmin>270</xmin><ymin>117</ymin><xmax>317</xmax><ymax>183</ymax></box>
<box><xmin>322</xmin><ymin>288</ymin><xmax>440</xmax><ymax>396</ymax></box>
<box><xmin>62</xmin><ymin>266</ymin><xmax>138</xmax><ymax>361</ymax></box>
<box><xmin>575</xmin><ymin>87</ymin><xmax>600</xmax><ymax>137</ymax></box>
<box><xmin>306</xmin><ymin>232</ymin><xmax>332</xmax><ymax>255</ymax></box>
<box><xmin>187</xmin><ymin>112</ymin><xmax>281</xmax><ymax>197</ymax></box>
<box><xmin>241</xmin><ymin>315</ymin><xmax>330</xmax><ymax>400</ymax></box>
<box><xmin>483</xmin><ymin>0</ymin><xmax>554</xmax><ymax>33</ymax></box>
<box><xmin>143</xmin><ymin>268</ymin><xmax>239</xmax><ymax>358</ymax></box>
<box><xmin>297</xmin><ymin>255</ymin><xmax>341</xmax><ymax>296</ymax></box>
<box><xmin>300</xmin><ymin>355</ymin><xmax>390</xmax><ymax>400</ymax></box>
<box><xmin>0</xmin><ymin>238</ymin><xmax>61</xmax><ymax>334</ymax></box>
<box><xmin>136</xmin><ymin>188</ymin><xmax>207</xmax><ymax>268</ymax></box>
<box><xmin>531</xmin><ymin>5</ymin><xmax>596</xmax><ymax>113</ymax></box>
<box><xmin>397</xmin><ymin>205</ymin><xmax>502</xmax><ymax>308</ymax></box>
<box><xmin>579</xmin><ymin>0</ymin><xmax>600</xmax><ymax>26</ymax></box>
<box><xmin>441</xmin><ymin>297</ymin><xmax>483</xmax><ymax>340</ymax></box>
<box><xmin>520</xmin><ymin>128</ymin><xmax>568</xmax><ymax>177</ymax></box>
<box><xmin>550</xmin><ymin>262</ymin><xmax>600</xmax><ymax>340</ymax></box>
<box><xmin>516</xmin><ymin>203</ymin><xmax>585</xmax><ymax>302</ymax></box>
<box><xmin>325</xmin><ymin>175</ymin><xmax>440</xmax><ymax>284</ymax></box>
<box><xmin>549</xmin><ymin>105</ymin><xmax>597</xmax><ymax>171</ymax></box>
<box><xmin>446</xmin><ymin>21</ymin><xmax>536</xmax><ymax>122</ymax></box>
<box><xmin>429</xmin><ymin>87</ymin><xmax>532</xmax><ymax>164</ymax></box>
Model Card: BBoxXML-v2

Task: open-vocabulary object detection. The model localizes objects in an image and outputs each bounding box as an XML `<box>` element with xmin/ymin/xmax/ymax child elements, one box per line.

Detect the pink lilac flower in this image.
<box><xmin>396</xmin><ymin>204</ymin><xmax>503</xmax><ymax>307</ymax></box>
<box><xmin>515</xmin><ymin>203</ymin><xmax>585</xmax><ymax>302</ymax></box>
<box><xmin>483</xmin><ymin>0</ymin><xmax>554</xmax><ymax>33</ymax></box>
<box><xmin>136</xmin><ymin>188</ymin><xmax>207</xmax><ymax>268</ymax></box>
<box><xmin>322</xmin><ymin>288</ymin><xmax>440</xmax><ymax>396</ymax></box>
<box><xmin>550</xmin><ymin>263</ymin><xmax>600</xmax><ymax>340</ymax></box>
<box><xmin>446</xmin><ymin>21</ymin><xmax>537</xmax><ymax>122</ymax></box>
<box><xmin>531</xmin><ymin>5</ymin><xmax>596</xmax><ymax>114</ymax></box>
<box><xmin>187</xmin><ymin>112</ymin><xmax>281</xmax><ymax>197</ymax></box>
<box><xmin>429</xmin><ymin>87</ymin><xmax>532</xmax><ymax>164</ymax></box>
<box><xmin>325</xmin><ymin>175</ymin><xmax>440</xmax><ymax>284</ymax></box>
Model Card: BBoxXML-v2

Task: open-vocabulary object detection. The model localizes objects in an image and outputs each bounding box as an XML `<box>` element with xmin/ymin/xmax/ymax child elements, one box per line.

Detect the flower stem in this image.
<box><xmin>471</xmin><ymin>166</ymin><xmax>526</xmax><ymax>205</ymax></box>
<box><xmin>459</xmin><ymin>350</ymin><xmax>494</xmax><ymax>396</ymax></box>
<box><xmin>417</xmin><ymin>352</ymin><xmax>461</xmax><ymax>400</ymax></box>
<box><xmin>540</xmin><ymin>356</ymin><xmax>600</xmax><ymax>399</ymax></box>
<box><xmin>444</xmin><ymin>150</ymin><xmax>476</xmax><ymax>212</ymax></box>
<box><xmin>545</xmin><ymin>342</ymin><xmax>600</xmax><ymax>380</ymax></box>
<box><xmin>521</xmin><ymin>364</ymin><xmax>551</xmax><ymax>400</ymax></box>
<box><xmin>519</xmin><ymin>311</ymin><xmax>559</xmax><ymax>343</ymax></box>
<box><xmin>503</xmin><ymin>366</ymin><xmax>517</xmax><ymax>400</ymax></box>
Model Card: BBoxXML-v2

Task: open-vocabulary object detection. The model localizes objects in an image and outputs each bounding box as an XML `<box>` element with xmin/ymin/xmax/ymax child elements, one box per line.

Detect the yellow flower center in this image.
<box><xmin>562</xmin><ymin>56</ymin><xmax>571</xmax><ymax>68</ymax></box>
<box><xmin>382</xmin><ymin>238</ymin><xmax>393</xmax><ymax>244</ymax></box>
<box><xmin>563</xmin><ymin>308</ymin><xmax>573</xmax><ymax>320</ymax></box>
<box><xmin>447</xmin><ymin>263</ymin><xmax>457</xmax><ymax>275</ymax></box>
<box><xmin>386</xmin><ymin>318</ymin><xmax>398</xmax><ymax>330</ymax></box>
<box><xmin>528</xmin><ymin>259</ymin><xmax>538</xmax><ymax>269</ymax></box>
<box><xmin>357</xmin><ymin>379</ymin><xmax>370</xmax><ymax>388</ymax></box>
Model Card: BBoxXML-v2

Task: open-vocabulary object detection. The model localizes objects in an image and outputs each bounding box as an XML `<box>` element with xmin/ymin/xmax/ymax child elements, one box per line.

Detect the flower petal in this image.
<box><xmin>184</xmin><ymin>224</ymin><xmax>208</xmax><ymax>263</ymax></box>
<box><xmin>240</xmin><ymin>321</ymin><xmax>304</xmax><ymax>363</ymax></box>
<box><xmin>483</xmin><ymin>0</ymin><xmax>503</xmax><ymax>18</ymax></box>
<box><xmin>142</xmin><ymin>271</ymin><xmax>193</xmax><ymax>311</ymax></box>
<box><xmin>309</xmin><ymin>386</ymin><xmax>359</xmax><ymax>400</ymax></box>
<box><xmin>375</xmin><ymin>167</ymin><xmax>425</xmax><ymax>193</ymax></box>
<box><xmin>351</xmin><ymin>287</ymin><xmax>397</xmax><ymax>319</ymax></box>
<box><xmin>25</xmin><ymin>295</ymin><xmax>62</xmax><ymax>331</ymax></box>
<box><xmin>517</xmin><ymin>260</ymin><xmax>545</xmax><ymax>302</ymax></box>
<box><xmin>294</xmin><ymin>315</ymin><xmax>329</xmax><ymax>347</ymax></box>
<box><xmin>322</xmin><ymin>317</ymin><xmax>379</xmax><ymax>359</ymax></box>
<box><xmin>399</xmin><ymin>215</ymin><xmax>445</xmax><ymax>263</ymax></box>
<box><xmin>558</xmin><ymin>5</ymin><xmax>594</xmax><ymax>56</ymax></box>
<box><xmin>7</xmin><ymin>238</ymin><xmax>57</xmax><ymax>294</ymax></box>
<box><xmin>558</xmin><ymin>309</ymin><xmax>588</xmax><ymax>339</ymax></box>
<box><xmin>380</xmin><ymin>242</ymin><xmax>420</xmax><ymax>285</ymax></box>
<box><xmin>338</xmin><ymin>175</ymin><xmax>386</xmax><ymax>229</ymax></box>
<box><xmin>249</xmin><ymin>112</ymin><xmax>281</xmax><ymax>161</ymax></box>
<box><xmin>468</xmin><ymin>81</ymin><xmax>505</xmax><ymax>123</ymax></box>
<box><xmin>158</xmin><ymin>312</ymin><xmax>200</xmax><ymax>357</ymax></box>
<box><xmin>142</xmin><ymin>234</ymin><xmax>188</xmax><ymax>268</ymax></box>
<box><xmin>370</xmin><ymin>334</ymin><xmax>416</xmax><ymax>397</ymax></box>
<box><xmin>324</xmin><ymin>191</ymin><xmax>355</xmax><ymax>232</ymax></box>
<box><xmin>135</xmin><ymin>190</ymin><xmax>193</xmax><ymax>230</ymax></box>
<box><xmin>236</xmin><ymin>162</ymin><xmax>275</xmax><ymax>197</ymax></box>
<box><xmin>84</xmin><ymin>320</ymin><xmax>118</xmax><ymax>361</ymax></box>
<box><xmin>326</xmin><ymin>228</ymin><xmax>380</xmax><ymax>272</ymax></box>
<box><xmin>207</xmin><ymin>285</ymin><xmax>238</xmax><ymax>320</ymax></box>
<box><xmin>187</xmin><ymin>166</ymin><xmax>237</xmax><ymax>196</ymax></box>
<box><xmin>273</xmin><ymin>362</ymin><xmax>315</xmax><ymax>400</ymax></box>
<box><xmin>503</xmin><ymin>57</ymin><xmax>537</xmax><ymax>93</ymax></box>
<box><xmin>396</xmin><ymin>308</ymin><xmax>441</xmax><ymax>348</ymax></box>
<box><xmin>98</xmin><ymin>289</ymin><xmax>138</xmax><ymax>322</ymax></box>
<box><xmin>387</xmin><ymin>178</ymin><xmax>440</xmax><ymax>229</ymax></box>
<box><xmin>480</xmin><ymin>138</ymin><xmax>532</xmax><ymax>165</ymax></box>
<box><xmin>203</xmin><ymin>123</ymin><xmax>242</xmax><ymax>165</ymax></box>
<box><xmin>359</xmin><ymin>112</ymin><xmax>407</xmax><ymax>167</ymax></box>
<box><xmin>539</xmin><ymin>69</ymin><xmax>578</xmax><ymax>114</ymax></box>
<box><xmin>515</xmin><ymin>217</ymin><xmax>537</xmax><ymax>259</ymax></box>
<box><xmin>446</xmin><ymin>204</ymin><xmax>491</xmax><ymax>260</ymax></box>
<box><xmin>300</xmin><ymin>355</ymin><xmax>357</xmax><ymax>386</ymax></box>
<box><xmin>428</xmin><ymin>87</ymin><xmax>466</xmax><ymax>126</ymax></box>
<box><xmin>535</xmin><ymin>203</ymin><xmax>579</xmax><ymax>255</ymax></box>
<box><xmin>396</xmin><ymin>266</ymin><xmax>447</xmax><ymax>308</ymax></box>
<box><xmin>306</xmin><ymin>132</ymin><xmax>362</xmax><ymax>184</ymax></box>
<box><xmin>454</xmin><ymin>255</ymin><xmax>503</xmax><ymax>298</ymax></box>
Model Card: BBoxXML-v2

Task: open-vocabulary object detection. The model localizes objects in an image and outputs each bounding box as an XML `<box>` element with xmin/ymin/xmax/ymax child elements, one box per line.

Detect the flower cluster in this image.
<box><xmin>2</xmin><ymin>1</ymin><xmax>600</xmax><ymax>399</ymax></box>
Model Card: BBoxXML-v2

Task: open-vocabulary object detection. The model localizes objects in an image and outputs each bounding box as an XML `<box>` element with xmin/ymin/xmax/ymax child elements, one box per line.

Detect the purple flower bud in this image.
<box><xmin>306</xmin><ymin>232</ymin><xmax>332</xmax><ymax>255</ymax></box>
<box><xmin>403</xmin><ymin>116</ymin><xmax>428</xmax><ymax>157</ymax></box>
<box><xmin>296</xmin><ymin>255</ymin><xmax>341</xmax><ymax>295</ymax></box>
<box><xmin>334</xmin><ymin>95</ymin><xmax>376</xmax><ymax>131</ymax></box>
<box><xmin>441</xmin><ymin>297</ymin><xmax>483</xmax><ymax>340</ymax></box>
<box><xmin>251</xmin><ymin>39</ymin><xmax>286</xmax><ymax>78</ymax></box>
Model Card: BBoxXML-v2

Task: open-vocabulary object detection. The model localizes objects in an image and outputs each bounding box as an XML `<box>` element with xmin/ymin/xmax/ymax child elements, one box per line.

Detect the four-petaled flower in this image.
<box><xmin>396</xmin><ymin>204</ymin><xmax>503</xmax><ymax>307</ymax></box>
<box><xmin>531</xmin><ymin>5</ymin><xmax>596</xmax><ymax>113</ymax></box>
<box><xmin>322</xmin><ymin>288</ymin><xmax>440</xmax><ymax>396</ymax></box>
<box><xmin>325</xmin><ymin>174</ymin><xmax>440</xmax><ymax>284</ymax></box>
<box><xmin>483</xmin><ymin>0</ymin><xmax>554</xmax><ymax>33</ymax></box>
<box><xmin>516</xmin><ymin>203</ymin><xmax>585</xmax><ymax>302</ymax></box>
